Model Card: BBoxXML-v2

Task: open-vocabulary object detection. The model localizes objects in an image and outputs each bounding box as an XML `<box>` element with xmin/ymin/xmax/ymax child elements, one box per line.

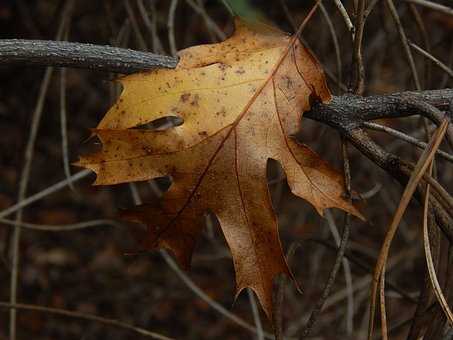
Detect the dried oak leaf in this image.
<box><xmin>78</xmin><ymin>19</ymin><xmax>362</xmax><ymax>317</ymax></box>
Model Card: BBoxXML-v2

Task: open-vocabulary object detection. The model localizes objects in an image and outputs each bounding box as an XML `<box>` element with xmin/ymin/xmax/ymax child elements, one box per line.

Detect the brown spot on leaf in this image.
<box><xmin>180</xmin><ymin>93</ymin><xmax>191</xmax><ymax>102</ymax></box>
<box><xmin>190</xmin><ymin>94</ymin><xmax>200</xmax><ymax>107</ymax></box>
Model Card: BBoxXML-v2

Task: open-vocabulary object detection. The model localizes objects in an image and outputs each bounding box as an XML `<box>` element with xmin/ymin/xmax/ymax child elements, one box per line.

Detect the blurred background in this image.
<box><xmin>0</xmin><ymin>0</ymin><xmax>452</xmax><ymax>339</ymax></box>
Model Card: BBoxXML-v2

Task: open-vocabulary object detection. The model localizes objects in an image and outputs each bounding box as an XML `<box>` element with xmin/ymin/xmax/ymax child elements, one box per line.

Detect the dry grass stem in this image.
<box><xmin>368</xmin><ymin>118</ymin><xmax>449</xmax><ymax>340</ymax></box>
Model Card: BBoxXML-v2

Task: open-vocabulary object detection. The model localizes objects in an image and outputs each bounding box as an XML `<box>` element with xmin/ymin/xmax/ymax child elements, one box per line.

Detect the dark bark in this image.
<box><xmin>0</xmin><ymin>39</ymin><xmax>177</xmax><ymax>73</ymax></box>
<box><xmin>305</xmin><ymin>90</ymin><xmax>453</xmax><ymax>129</ymax></box>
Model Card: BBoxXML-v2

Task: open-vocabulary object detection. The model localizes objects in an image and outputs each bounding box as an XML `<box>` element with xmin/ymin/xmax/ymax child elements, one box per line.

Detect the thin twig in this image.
<box><xmin>279</xmin><ymin>0</ymin><xmax>297</xmax><ymax>31</ymax></box>
<box><xmin>351</xmin><ymin>0</ymin><xmax>366</xmax><ymax>94</ymax></box>
<box><xmin>319</xmin><ymin>3</ymin><xmax>343</xmax><ymax>93</ymax></box>
<box><xmin>386</xmin><ymin>0</ymin><xmax>422</xmax><ymax>90</ymax></box>
<box><xmin>125</xmin><ymin>0</ymin><xmax>148</xmax><ymax>51</ymax></box>
<box><xmin>363</xmin><ymin>122</ymin><xmax>453</xmax><ymax>162</ymax></box>
<box><xmin>0</xmin><ymin>302</ymin><xmax>174</xmax><ymax>340</ymax></box>
<box><xmin>325</xmin><ymin>211</ymin><xmax>354</xmax><ymax>335</ymax></box>
<box><xmin>421</xmin><ymin>171</ymin><xmax>453</xmax><ymax>218</ymax></box>
<box><xmin>0</xmin><ymin>218</ymin><xmax>122</xmax><ymax>231</ymax></box>
<box><xmin>272</xmin><ymin>242</ymin><xmax>303</xmax><ymax>340</ymax></box>
<box><xmin>220</xmin><ymin>0</ymin><xmax>234</xmax><ymax>16</ymax></box>
<box><xmin>162</xmin><ymin>250</ymin><xmax>279</xmax><ymax>339</ymax></box>
<box><xmin>332</xmin><ymin>0</ymin><xmax>355</xmax><ymax>37</ymax></box>
<box><xmin>405</xmin><ymin>0</ymin><xmax>453</xmax><ymax>17</ymax></box>
<box><xmin>340</xmin><ymin>136</ymin><xmax>354</xmax><ymax>335</ymax></box>
<box><xmin>0</xmin><ymin>170</ymin><xmax>92</xmax><ymax>220</ymax></box>
<box><xmin>168</xmin><ymin>0</ymin><xmax>179</xmax><ymax>57</ymax></box>
<box><xmin>364</xmin><ymin>0</ymin><xmax>381</xmax><ymax>18</ymax></box>
<box><xmin>309</xmin><ymin>239</ymin><xmax>417</xmax><ymax>304</ymax></box>
<box><xmin>408</xmin><ymin>4</ymin><xmax>432</xmax><ymax>88</ymax></box>
<box><xmin>9</xmin><ymin>61</ymin><xmax>54</xmax><ymax>340</ymax></box>
<box><xmin>272</xmin><ymin>273</ymin><xmax>286</xmax><ymax>340</ymax></box>
<box><xmin>300</xmin><ymin>136</ymin><xmax>353</xmax><ymax>338</ymax></box>
<box><xmin>185</xmin><ymin>0</ymin><xmax>226</xmax><ymax>41</ymax></box>
<box><xmin>410</xmin><ymin>41</ymin><xmax>453</xmax><ymax>80</ymax></box>
<box><xmin>299</xmin><ymin>213</ymin><xmax>351</xmax><ymax>339</ymax></box>
<box><xmin>404</xmin><ymin>96</ymin><xmax>453</xmax><ymax>151</ymax></box>
<box><xmin>247</xmin><ymin>289</ymin><xmax>265</xmax><ymax>340</ymax></box>
<box><xmin>324</xmin><ymin>248</ymin><xmax>415</xmax><ymax>309</ymax></box>
<box><xmin>136</xmin><ymin>0</ymin><xmax>165</xmax><ymax>54</ymax></box>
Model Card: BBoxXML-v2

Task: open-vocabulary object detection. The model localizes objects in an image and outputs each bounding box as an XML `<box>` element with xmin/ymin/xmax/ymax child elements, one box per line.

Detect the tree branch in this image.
<box><xmin>305</xmin><ymin>90</ymin><xmax>453</xmax><ymax>147</ymax></box>
<box><xmin>306</xmin><ymin>96</ymin><xmax>453</xmax><ymax>243</ymax></box>
<box><xmin>0</xmin><ymin>39</ymin><xmax>177</xmax><ymax>73</ymax></box>
<box><xmin>305</xmin><ymin>90</ymin><xmax>453</xmax><ymax>128</ymax></box>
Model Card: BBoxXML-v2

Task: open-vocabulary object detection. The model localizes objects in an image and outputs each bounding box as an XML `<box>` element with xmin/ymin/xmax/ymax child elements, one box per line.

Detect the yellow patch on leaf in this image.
<box><xmin>78</xmin><ymin>19</ymin><xmax>362</xmax><ymax>318</ymax></box>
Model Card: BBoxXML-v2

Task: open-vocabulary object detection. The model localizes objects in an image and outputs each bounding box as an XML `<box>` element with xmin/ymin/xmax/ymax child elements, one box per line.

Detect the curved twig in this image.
<box><xmin>363</xmin><ymin>122</ymin><xmax>453</xmax><ymax>162</ymax></box>
<box><xmin>0</xmin><ymin>218</ymin><xmax>122</xmax><ymax>231</ymax></box>
<box><xmin>410</xmin><ymin>42</ymin><xmax>453</xmax><ymax>80</ymax></box>
<box><xmin>0</xmin><ymin>302</ymin><xmax>174</xmax><ymax>340</ymax></box>
<box><xmin>405</xmin><ymin>0</ymin><xmax>453</xmax><ymax>17</ymax></box>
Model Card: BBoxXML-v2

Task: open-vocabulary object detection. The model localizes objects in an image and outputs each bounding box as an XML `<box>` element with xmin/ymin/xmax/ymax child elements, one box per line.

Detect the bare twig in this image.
<box><xmin>325</xmin><ymin>210</ymin><xmax>354</xmax><ymax>334</ymax></box>
<box><xmin>185</xmin><ymin>0</ymin><xmax>226</xmax><ymax>41</ymax></box>
<box><xmin>0</xmin><ymin>170</ymin><xmax>92</xmax><ymax>220</ymax></box>
<box><xmin>410</xmin><ymin>42</ymin><xmax>453</xmax><ymax>80</ymax></box>
<box><xmin>125</xmin><ymin>0</ymin><xmax>148</xmax><ymax>50</ymax></box>
<box><xmin>421</xmin><ymin>172</ymin><xmax>453</xmax><ymax>214</ymax></box>
<box><xmin>0</xmin><ymin>218</ymin><xmax>121</xmax><ymax>231</ymax></box>
<box><xmin>299</xmin><ymin>213</ymin><xmax>351</xmax><ymax>339</ymax></box>
<box><xmin>162</xmin><ymin>250</ymin><xmax>279</xmax><ymax>339</ymax></box>
<box><xmin>0</xmin><ymin>302</ymin><xmax>174</xmax><ymax>340</ymax></box>
<box><xmin>137</xmin><ymin>0</ymin><xmax>165</xmax><ymax>54</ymax></box>
<box><xmin>9</xmin><ymin>61</ymin><xmax>54</xmax><ymax>340</ymax></box>
<box><xmin>319</xmin><ymin>3</ymin><xmax>343</xmax><ymax>92</ymax></box>
<box><xmin>167</xmin><ymin>0</ymin><xmax>179</xmax><ymax>57</ymax></box>
<box><xmin>351</xmin><ymin>0</ymin><xmax>366</xmax><ymax>94</ymax></box>
<box><xmin>405</xmin><ymin>0</ymin><xmax>453</xmax><ymax>17</ymax></box>
<box><xmin>332</xmin><ymin>0</ymin><xmax>355</xmax><ymax>37</ymax></box>
<box><xmin>278</xmin><ymin>0</ymin><xmax>297</xmax><ymax>31</ymax></box>
<box><xmin>247</xmin><ymin>289</ymin><xmax>265</xmax><ymax>340</ymax></box>
<box><xmin>408</xmin><ymin>4</ymin><xmax>432</xmax><ymax>87</ymax></box>
<box><xmin>386</xmin><ymin>0</ymin><xmax>422</xmax><ymax>90</ymax></box>
<box><xmin>0</xmin><ymin>39</ymin><xmax>177</xmax><ymax>73</ymax></box>
<box><xmin>301</xmin><ymin>135</ymin><xmax>353</xmax><ymax>338</ymax></box>
<box><xmin>363</xmin><ymin>122</ymin><xmax>453</xmax><ymax>162</ymax></box>
<box><xmin>364</xmin><ymin>0</ymin><xmax>381</xmax><ymax>18</ymax></box>
<box><xmin>309</xmin><ymin>239</ymin><xmax>417</xmax><ymax>304</ymax></box>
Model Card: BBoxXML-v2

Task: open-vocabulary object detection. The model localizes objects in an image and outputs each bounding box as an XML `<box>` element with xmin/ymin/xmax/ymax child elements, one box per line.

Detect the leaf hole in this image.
<box><xmin>133</xmin><ymin>116</ymin><xmax>184</xmax><ymax>131</ymax></box>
